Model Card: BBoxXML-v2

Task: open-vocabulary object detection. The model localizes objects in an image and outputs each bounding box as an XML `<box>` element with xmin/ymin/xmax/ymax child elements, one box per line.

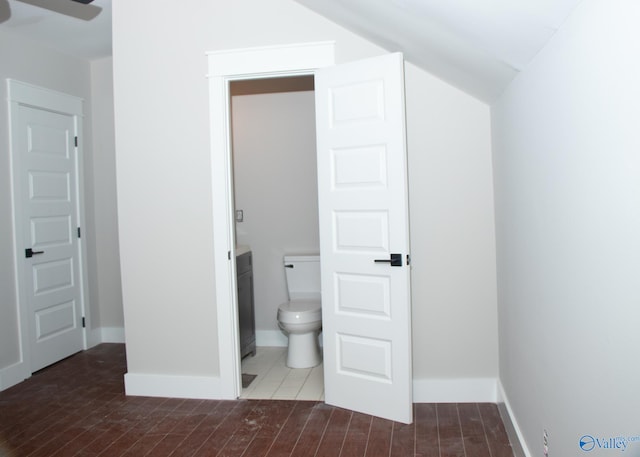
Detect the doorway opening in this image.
<box><xmin>229</xmin><ymin>75</ymin><xmax>324</xmax><ymax>400</ymax></box>
<box><xmin>207</xmin><ymin>42</ymin><xmax>335</xmax><ymax>402</ymax></box>
<box><xmin>208</xmin><ymin>43</ymin><xmax>413</xmax><ymax>423</ymax></box>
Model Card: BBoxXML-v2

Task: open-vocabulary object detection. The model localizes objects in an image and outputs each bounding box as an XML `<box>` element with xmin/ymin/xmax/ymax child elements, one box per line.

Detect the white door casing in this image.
<box><xmin>8</xmin><ymin>80</ymin><xmax>88</xmax><ymax>374</ymax></box>
<box><xmin>207</xmin><ymin>46</ymin><xmax>412</xmax><ymax>423</ymax></box>
<box><xmin>315</xmin><ymin>53</ymin><xmax>413</xmax><ymax>424</ymax></box>
<box><xmin>207</xmin><ymin>42</ymin><xmax>336</xmax><ymax>398</ymax></box>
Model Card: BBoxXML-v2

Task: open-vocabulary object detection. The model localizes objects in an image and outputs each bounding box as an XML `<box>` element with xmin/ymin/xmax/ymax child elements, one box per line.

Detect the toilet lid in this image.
<box><xmin>278</xmin><ymin>299</ymin><xmax>321</xmax><ymax>324</ymax></box>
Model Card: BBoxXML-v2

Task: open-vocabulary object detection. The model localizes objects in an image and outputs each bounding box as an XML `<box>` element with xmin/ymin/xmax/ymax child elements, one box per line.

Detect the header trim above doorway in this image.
<box><xmin>207</xmin><ymin>41</ymin><xmax>335</xmax><ymax>77</ymax></box>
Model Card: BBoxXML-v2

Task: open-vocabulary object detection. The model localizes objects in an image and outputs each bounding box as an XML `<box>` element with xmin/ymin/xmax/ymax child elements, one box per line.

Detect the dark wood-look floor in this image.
<box><xmin>0</xmin><ymin>344</ymin><xmax>514</xmax><ymax>456</ymax></box>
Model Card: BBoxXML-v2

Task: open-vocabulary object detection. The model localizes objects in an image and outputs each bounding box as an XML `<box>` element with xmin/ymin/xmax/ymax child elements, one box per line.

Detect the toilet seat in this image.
<box><xmin>277</xmin><ymin>299</ymin><xmax>321</xmax><ymax>324</ymax></box>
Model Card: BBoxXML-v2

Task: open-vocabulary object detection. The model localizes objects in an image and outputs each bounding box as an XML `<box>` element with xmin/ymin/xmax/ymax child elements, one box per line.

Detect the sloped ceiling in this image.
<box><xmin>294</xmin><ymin>0</ymin><xmax>584</xmax><ymax>102</ymax></box>
<box><xmin>0</xmin><ymin>0</ymin><xmax>583</xmax><ymax>101</ymax></box>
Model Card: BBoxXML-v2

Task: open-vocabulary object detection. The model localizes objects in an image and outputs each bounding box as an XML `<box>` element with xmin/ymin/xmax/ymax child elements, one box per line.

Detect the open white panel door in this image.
<box><xmin>315</xmin><ymin>53</ymin><xmax>413</xmax><ymax>424</ymax></box>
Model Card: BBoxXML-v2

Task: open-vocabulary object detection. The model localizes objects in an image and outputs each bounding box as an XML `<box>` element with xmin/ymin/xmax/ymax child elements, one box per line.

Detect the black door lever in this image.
<box><xmin>25</xmin><ymin>248</ymin><xmax>44</xmax><ymax>258</ymax></box>
<box><xmin>374</xmin><ymin>253</ymin><xmax>402</xmax><ymax>267</ymax></box>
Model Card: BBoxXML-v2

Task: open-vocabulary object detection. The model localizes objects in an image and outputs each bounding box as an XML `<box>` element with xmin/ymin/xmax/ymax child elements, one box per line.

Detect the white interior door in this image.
<box><xmin>15</xmin><ymin>103</ymin><xmax>84</xmax><ymax>372</ymax></box>
<box><xmin>315</xmin><ymin>53</ymin><xmax>413</xmax><ymax>423</ymax></box>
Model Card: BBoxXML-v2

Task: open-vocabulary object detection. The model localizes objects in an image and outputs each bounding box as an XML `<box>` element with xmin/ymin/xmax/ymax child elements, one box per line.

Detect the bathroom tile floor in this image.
<box><xmin>0</xmin><ymin>344</ymin><xmax>515</xmax><ymax>456</ymax></box>
<box><xmin>240</xmin><ymin>347</ymin><xmax>324</xmax><ymax>401</ymax></box>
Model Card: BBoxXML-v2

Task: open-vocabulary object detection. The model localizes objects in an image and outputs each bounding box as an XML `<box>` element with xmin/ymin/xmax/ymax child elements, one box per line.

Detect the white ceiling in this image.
<box><xmin>0</xmin><ymin>0</ymin><xmax>583</xmax><ymax>101</ymax></box>
<box><xmin>294</xmin><ymin>0</ymin><xmax>584</xmax><ymax>101</ymax></box>
<box><xmin>0</xmin><ymin>0</ymin><xmax>111</xmax><ymax>60</ymax></box>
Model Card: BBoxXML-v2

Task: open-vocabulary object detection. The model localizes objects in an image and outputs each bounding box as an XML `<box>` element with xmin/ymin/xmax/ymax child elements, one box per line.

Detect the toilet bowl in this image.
<box><xmin>277</xmin><ymin>256</ymin><xmax>322</xmax><ymax>368</ymax></box>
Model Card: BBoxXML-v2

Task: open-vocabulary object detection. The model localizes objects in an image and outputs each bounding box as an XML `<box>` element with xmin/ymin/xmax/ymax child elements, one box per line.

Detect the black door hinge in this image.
<box><xmin>77</xmin><ymin>227</ymin><xmax>81</xmax><ymax>238</ymax></box>
<box><xmin>74</xmin><ymin>136</ymin><xmax>78</xmax><ymax>147</ymax></box>
<box><xmin>82</xmin><ymin>317</ymin><xmax>86</xmax><ymax>328</ymax></box>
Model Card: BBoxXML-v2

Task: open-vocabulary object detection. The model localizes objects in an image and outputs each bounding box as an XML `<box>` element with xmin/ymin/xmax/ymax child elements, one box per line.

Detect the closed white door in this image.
<box><xmin>315</xmin><ymin>53</ymin><xmax>413</xmax><ymax>423</ymax></box>
<box><xmin>15</xmin><ymin>104</ymin><xmax>84</xmax><ymax>372</ymax></box>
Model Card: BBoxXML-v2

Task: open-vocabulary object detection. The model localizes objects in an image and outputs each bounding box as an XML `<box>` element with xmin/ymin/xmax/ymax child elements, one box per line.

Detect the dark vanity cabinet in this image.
<box><xmin>236</xmin><ymin>250</ymin><xmax>256</xmax><ymax>359</ymax></box>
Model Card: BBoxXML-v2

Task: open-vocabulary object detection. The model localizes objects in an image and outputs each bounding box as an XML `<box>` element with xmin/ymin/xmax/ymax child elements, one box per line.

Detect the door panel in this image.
<box><xmin>334</xmin><ymin>211</ymin><xmax>389</xmax><ymax>251</ymax></box>
<box><xmin>30</xmin><ymin>216</ymin><xmax>73</xmax><ymax>247</ymax></box>
<box><xmin>333</xmin><ymin>145</ymin><xmax>387</xmax><ymax>187</ymax></box>
<box><xmin>315</xmin><ymin>53</ymin><xmax>413</xmax><ymax>424</ymax></box>
<box><xmin>17</xmin><ymin>105</ymin><xmax>84</xmax><ymax>372</ymax></box>
<box><xmin>335</xmin><ymin>273</ymin><xmax>391</xmax><ymax>317</ymax></box>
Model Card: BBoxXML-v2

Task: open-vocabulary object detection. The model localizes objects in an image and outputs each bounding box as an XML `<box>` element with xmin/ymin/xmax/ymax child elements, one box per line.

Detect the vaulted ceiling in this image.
<box><xmin>294</xmin><ymin>0</ymin><xmax>583</xmax><ymax>101</ymax></box>
<box><xmin>0</xmin><ymin>0</ymin><xmax>584</xmax><ymax>102</ymax></box>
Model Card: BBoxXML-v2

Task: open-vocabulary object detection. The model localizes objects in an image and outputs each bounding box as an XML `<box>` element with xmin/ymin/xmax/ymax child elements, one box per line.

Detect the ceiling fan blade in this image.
<box><xmin>1</xmin><ymin>0</ymin><xmax>10</xmax><ymax>24</ymax></box>
<box><xmin>15</xmin><ymin>0</ymin><xmax>101</xmax><ymax>20</ymax></box>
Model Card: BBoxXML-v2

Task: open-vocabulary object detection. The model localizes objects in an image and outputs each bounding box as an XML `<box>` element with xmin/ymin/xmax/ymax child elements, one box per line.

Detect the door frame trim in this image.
<box><xmin>206</xmin><ymin>42</ymin><xmax>335</xmax><ymax>398</ymax></box>
<box><xmin>7</xmin><ymin>79</ymin><xmax>90</xmax><ymax>381</ymax></box>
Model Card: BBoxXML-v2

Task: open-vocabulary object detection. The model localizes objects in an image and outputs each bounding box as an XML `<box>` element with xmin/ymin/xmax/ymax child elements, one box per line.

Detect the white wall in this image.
<box><xmin>113</xmin><ymin>0</ymin><xmax>497</xmax><ymax>398</ymax></box>
<box><xmin>405</xmin><ymin>62</ymin><xmax>497</xmax><ymax>387</ymax></box>
<box><xmin>492</xmin><ymin>1</ymin><xmax>640</xmax><ymax>455</ymax></box>
<box><xmin>90</xmin><ymin>57</ymin><xmax>124</xmax><ymax>342</ymax></box>
<box><xmin>0</xmin><ymin>31</ymin><xmax>94</xmax><ymax>385</ymax></box>
<box><xmin>232</xmin><ymin>90</ymin><xmax>319</xmax><ymax>343</ymax></box>
<box><xmin>0</xmin><ymin>31</ymin><xmax>123</xmax><ymax>390</ymax></box>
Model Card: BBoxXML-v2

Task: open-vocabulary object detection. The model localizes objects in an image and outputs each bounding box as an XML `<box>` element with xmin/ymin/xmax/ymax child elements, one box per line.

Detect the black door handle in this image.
<box><xmin>25</xmin><ymin>248</ymin><xmax>44</xmax><ymax>258</ymax></box>
<box><xmin>374</xmin><ymin>253</ymin><xmax>402</xmax><ymax>267</ymax></box>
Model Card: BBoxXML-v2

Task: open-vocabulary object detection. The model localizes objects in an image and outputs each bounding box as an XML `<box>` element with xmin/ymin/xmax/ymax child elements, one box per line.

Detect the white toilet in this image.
<box><xmin>277</xmin><ymin>255</ymin><xmax>322</xmax><ymax>368</ymax></box>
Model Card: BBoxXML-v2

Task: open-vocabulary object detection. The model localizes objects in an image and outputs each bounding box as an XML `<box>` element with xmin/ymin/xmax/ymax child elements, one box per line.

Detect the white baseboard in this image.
<box><xmin>255</xmin><ymin>330</ymin><xmax>325</xmax><ymax>348</ymax></box>
<box><xmin>412</xmin><ymin>377</ymin><xmax>498</xmax><ymax>403</ymax></box>
<box><xmin>86</xmin><ymin>326</ymin><xmax>126</xmax><ymax>349</ymax></box>
<box><xmin>124</xmin><ymin>372</ymin><xmax>235</xmax><ymax>400</ymax></box>
<box><xmin>86</xmin><ymin>327</ymin><xmax>101</xmax><ymax>348</ymax></box>
<box><xmin>0</xmin><ymin>361</ymin><xmax>30</xmax><ymax>392</ymax></box>
<box><xmin>255</xmin><ymin>334</ymin><xmax>496</xmax><ymax>404</ymax></box>
<box><xmin>497</xmin><ymin>380</ymin><xmax>531</xmax><ymax>457</ymax></box>
<box><xmin>255</xmin><ymin>330</ymin><xmax>288</xmax><ymax>347</ymax></box>
<box><xmin>100</xmin><ymin>327</ymin><xmax>126</xmax><ymax>343</ymax></box>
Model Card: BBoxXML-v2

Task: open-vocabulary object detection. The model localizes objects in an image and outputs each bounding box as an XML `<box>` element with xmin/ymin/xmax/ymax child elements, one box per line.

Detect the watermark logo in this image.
<box><xmin>580</xmin><ymin>434</ymin><xmax>640</xmax><ymax>452</ymax></box>
<box><xmin>580</xmin><ymin>436</ymin><xmax>597</xmax><ymax>452</ymax></box>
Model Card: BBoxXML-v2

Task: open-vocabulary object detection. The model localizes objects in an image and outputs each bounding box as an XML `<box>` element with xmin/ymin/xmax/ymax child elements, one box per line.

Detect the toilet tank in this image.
<box><xmin>284</xmin><ymin>255</ymin><xmax>321</xmax><ymax>300</ymax></box>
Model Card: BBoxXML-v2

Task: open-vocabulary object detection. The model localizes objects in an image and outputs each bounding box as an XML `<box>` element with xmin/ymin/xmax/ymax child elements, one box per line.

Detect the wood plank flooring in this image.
<box><xmin>0</xmin><ymin>344</ymin><xmax>514</xmax><ymax>456</ymax></box>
